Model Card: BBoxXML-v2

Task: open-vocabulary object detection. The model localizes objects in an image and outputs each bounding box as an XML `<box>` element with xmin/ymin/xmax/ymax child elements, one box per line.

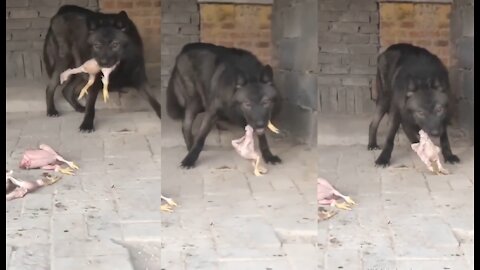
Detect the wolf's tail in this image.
<box><xmin>43</xmin><ymin>27</ymin><xmax>56</xmax><ymax>78</ymax></box>
<box><xmin>166</xmin><ymin>66</ymin><xmax>184</xmax><ymax>120</ymax></box>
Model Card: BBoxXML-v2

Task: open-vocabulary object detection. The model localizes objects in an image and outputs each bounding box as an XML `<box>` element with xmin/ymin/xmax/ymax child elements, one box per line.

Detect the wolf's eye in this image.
<box><xmin>435</xmin><ymin>107</ymin><xmax>444</xmax><ymax>114</ymax></box>
<box><xmin>243</xmin><ymin>102</ymin><xmax>252</xmax><ymax>109</ymax></box>
<box><xmin>111</xmin><ymin>42</ymin><xmax>120</xmax><ymax>50</ymax></box>
<box><xmin>261</xmin><ymin>100</ymin><xmax>271</xmax><ymax>106</ymax></box>
<box><xmin>416</xmin><ymin>111</ymin><xmax>425</xmax><ymax>117</ymax></box>
<box><xmin>93</xmin><ymin>43</ymin><xmax>102</xmax><ymax>50</ymax></box>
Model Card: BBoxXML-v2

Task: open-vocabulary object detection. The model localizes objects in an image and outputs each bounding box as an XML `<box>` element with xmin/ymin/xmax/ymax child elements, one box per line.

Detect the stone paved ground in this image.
<box><xmin>6</xmin><ymin>110</ymin><xmax>318</xmax><ymax>270</ymax></box>
<box><xmin>161</xmin><ymin>116</ymin><xmax>318</xmax><ymax>269</ymax></box>
<box><xmin>6</xmin><ymin>111</ymin><xmax>162</xmax><ymax>270</ymax></box>
<box><xmin>6</xmin><ymin>109</ymin><xmax>474</xmax><ymax>270</ymax></box>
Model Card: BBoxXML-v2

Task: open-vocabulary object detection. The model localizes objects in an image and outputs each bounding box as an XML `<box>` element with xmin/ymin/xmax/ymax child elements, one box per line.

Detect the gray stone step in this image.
<box><xmin>6</xmin><ymin>79</ymin><xmax>161</xmax><ymax>114</ymax></box>
<box><xmin>317</xmin><ymin>113</ymin><xmax>471</xmax><ymax>147</ymax></box>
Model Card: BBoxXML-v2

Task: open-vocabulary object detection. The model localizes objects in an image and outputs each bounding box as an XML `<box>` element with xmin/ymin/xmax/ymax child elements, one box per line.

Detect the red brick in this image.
<box><xmin>440</xmin><ymin>30</ymin><xmax>450</xmax><ymax>36</ymax></box>
<box><xmin>416</xmin><ymin>40</ymin><xmax>431</xmax><ymax>46</ymax></box>
<box><xmin>381</xmin><ymin>39</ymin><xmax>395</xmax><ymax>46</ymax></box>
<box><xmin>152</xmin><ymin>18</ymin><xmax>161</xmax><ymax>26</ymax></box>
<box><xmin>401</xmin><ymin>21</ymin><xmax>414</xmax><ymax>28</ymax></box>
<box><xmin>201</xmin><ymin>23</ymin><xmax>214</xmax><ymax>30</ymax></box>
<box><xmin>101</xmin><ymin>0</ymin><xmax>116</xmax><ymax>9</ymax></box>
<box><xmin>409</xmin><ymin>31</ymin><xmax>426</xmax><ymax>38</ymax></box>
<box><xmin>136</xmin><ymin>0</ymin><xmax>152</xmax><ymax>8</ymax></box>
<box><xmin>221</xmin><ymin>23</ymin><xmax>235</xmax><ymax>29</ymax></box>
<box><xmin>117</xmin><ymin>1</ymin><xmax>133</xmax><ymax>9</ymax></box>
<box><xmin>221</xmin><ymin>41</ymin><xmax>234</xmax><ymax>47</ymax></box>
<box><xmin>435</xmin><ymin>40</ymin><xmax>449</xmax><ymax>47</ymax></box>
<box><xmin>381</xmin><ymin>21</ymin><xmax>395</xmax><ymax>28</ymax></box>
<box><xmin>380</xmin><ymin>2</ymin><xmax>451</xmax><ymax>67</ymax></box>
<box><xmin>438</xmin><ymin>22</ymin><xmax>449</xmax><ymax>28</ymax></box>
<box><xmin>200</xmin><ymin>3</ymin><xmax>272</xmax><ymax>64</ymax></box>
<box><xmin>140</xmin><ymin>18</ymin><xmax>152</xmax><ymax>27</ymax></box>
<box><xmin>259</xmin><ymin>23</ymin><xmax>270</xmax><ymax>30</ymax></box>
<box><xmin>237</xmin><ymin>41</ymin><xmax>252</xmax><ymax>47</ymax></box>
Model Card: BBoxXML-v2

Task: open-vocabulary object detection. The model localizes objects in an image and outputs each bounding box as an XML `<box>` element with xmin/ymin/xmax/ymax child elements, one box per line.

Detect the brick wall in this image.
<box><xmin>272</xmin><ymin>0</ymin><xmax>318</xmax><ymax>145</ymax></box>
<box><xmin>379</xmin><ymin>2</ymin><xmax>452</xmax><ymax>67</ymax></box>
<box><xmin>318</xmin><ymin>0</ymin><xmax>379</xmax><ymax>115</ymax></box>
<box><xmin>199</xmin><ymin>3</ymin><xmax>272</xmax><ymax>65</ymax></box>
<box><xmin>6</xmin><ymin>0</ymin><xmax>98</xmax><ymax>80</ymax></box>
<box><xmin>451</xmin><ymin>0</ymin><xmax>474</xmax><ymax>140</ymax></box>
<box><xmin>160</xmin><ymin>0</ymin><xmax>200</xmax><ymax>94</ymax></box>
<box><xmin>99</xmin><ymin>0</ymin><xmax>161</xmax><ymax>82</ymax></box>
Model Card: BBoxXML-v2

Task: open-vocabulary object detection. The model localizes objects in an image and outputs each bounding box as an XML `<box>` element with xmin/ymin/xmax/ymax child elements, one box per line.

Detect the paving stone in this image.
<box><xmin>395</xmin><ymin>259</ymin><xmax>470</xmax><ymax>269</ymax></box>
<box><xmin>53</xmin><ymin>256</ymin><xmax>134</xmax><ymax>270</ymax></box>
<box><xmin>324</xmin><ymin>248</ymin><xmax>362</xmax><ymax>270</ymax></box>
<box><xmin>6</xmin><ymin>109</ymin><xmax>473</xmax><ymax>268</ymax></box>
<box><xmin>53</xmin><ymin>238</ymin><xmax>129</xmax><ymax>258</ymax></box>
<box><xmin>121</xmin><ymin>223</ymin><xmax>162</xmax><ymax>241</ymax></box>
<box><xmin>283</xmin><ymin>243</ymin><xmax>317</xmax><ymax>270</ymax></box>
<box><xmin>8</xmin><ymin>244</ymin><xmax>50</xmax><ymax>270</ymax></box>
<box><xmin>218</xmin><ymin>259</ymin><xmax>292</xmax><ymax>270</ymax></box>
<box><xmin>51</xmin><ymin>214</ymin><xmax>88</xmax><ymax>241</ymax></box>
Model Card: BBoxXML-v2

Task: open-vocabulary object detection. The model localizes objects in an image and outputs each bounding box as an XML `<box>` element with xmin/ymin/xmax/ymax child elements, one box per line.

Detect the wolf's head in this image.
<box><xmin>87</xmin><ymin>11</ymin><xmax>132</xmax><ymax>68</ymax></box>
<box><xmin>405</xmin><ymin>77</ymin><xmax>450</xmax><ymax>137</ymax></box>
<box><xmin>233</xmin><ymin>65</ymin><xmax>279</xmax><ymax>135</ymax></box>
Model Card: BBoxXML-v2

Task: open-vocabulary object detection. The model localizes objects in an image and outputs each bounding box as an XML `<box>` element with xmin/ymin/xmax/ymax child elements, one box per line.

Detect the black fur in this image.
<box><xmin>167</xmin><ymin>42</ymin><xmax>282</xmax><ymax>168</ymax></box>
<box><xmin>368</xmin><ymin>43</ymin><xmax>460</xmax><ymax>166</ymax></box>
<box><xmin>43</xmin><ymin>5</ymin><xmax>161</xmax><ymax>131</ymax></box>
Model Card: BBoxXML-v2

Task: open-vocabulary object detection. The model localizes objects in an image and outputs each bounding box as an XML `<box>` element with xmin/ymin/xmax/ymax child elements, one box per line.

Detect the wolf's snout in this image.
<box><xmin>97</xmin><ymin>59</ymin><xmax>111</xmax><ymax>67</ymax></box>
<box><xmin>255</xmin><ymin>121</ymin><xmax>266</xmax><ymax>128</ymax></box>
<box><xmin>429</xmin><ymin>129</ymin><xmax>440</xmax><ymax>137</ymax></box>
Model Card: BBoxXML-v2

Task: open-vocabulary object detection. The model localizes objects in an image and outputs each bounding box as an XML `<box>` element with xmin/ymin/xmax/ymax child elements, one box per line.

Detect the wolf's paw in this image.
<box><xmin>375</xmin><ymin>154</ymin><xmax>390</xmax><ymax>167</ymax></box>
<box><xmin>264</xmin><ymin>154</ymin><xmax>282</xmax><ymax>165</ymax></box>
<box><xmin>79</xmin><ymin>122</ymin><xmax>95</xmax><ymax>133</ymax></box>
<box><xmin>47</xmin><ymin>109</ymin><xmax>60</xmax><ymax>117</ymax></box>
<box><xmin>444</xmin><ymin>154</ymin><xmax>460</xmax><ymax>164</ymax></box>
<box><xmin>367</xmin><ymin>144</ymin><xmax>381</xmax><ymax>150</ymax></box>
<box><xmin>180</xmin><ymin>155</ymin><xmax>196</xmax><ymax>169</ymax></box>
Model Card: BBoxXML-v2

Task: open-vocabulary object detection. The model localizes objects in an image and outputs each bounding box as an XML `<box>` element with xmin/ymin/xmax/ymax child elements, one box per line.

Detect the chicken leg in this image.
<box><xmin>160</xmin><ymin>195</ymin><xmax>178</xmax><ymax>213</ymax></box>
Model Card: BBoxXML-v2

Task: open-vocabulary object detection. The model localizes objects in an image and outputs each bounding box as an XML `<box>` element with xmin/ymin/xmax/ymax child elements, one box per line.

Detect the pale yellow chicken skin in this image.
<box><xmin>60</xmin><ymin>59</ymin><xmax>118</xmax><ymax>103</ymax></box>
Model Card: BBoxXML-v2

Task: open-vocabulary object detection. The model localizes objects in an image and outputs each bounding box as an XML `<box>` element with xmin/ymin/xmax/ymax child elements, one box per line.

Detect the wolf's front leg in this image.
<box><xmin>258</xmin><ymin>134</ymin><xmax>281</xmax><ymax>164</ymax></box>
<box><xmin>180</xmin><ymin>112</ymin><xmax>218</xmax><ymax>168</ymax></box>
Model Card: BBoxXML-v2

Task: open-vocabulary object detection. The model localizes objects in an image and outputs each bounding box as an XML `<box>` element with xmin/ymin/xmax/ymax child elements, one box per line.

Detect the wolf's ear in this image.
<box><xmin>235</xmin><ymin>73</ymin><xmax>246</xmax><ymax>89</ymax></box>
<box><xmin>118</xmin><ymin>11</ymin><xmax>129</xmax><ymax>19</ymax></box>
<box><xmin>260</xmin><ymin>65</ymin><xmax>273</xmax><ymax>84</ymax></box>
<box><xmin>87</xmin><ymin>17</ymin><xmax>99</xmax><ymax>33</ymax></box>
<box><xmin>406</xmin><ymin>79</ymin><xmax>416</xmax><ymax>98</ymax></box>
<box><xmin>116</xmin><ymin>11</ymin><xmax>129</xmax><ymax>32</ymax></box>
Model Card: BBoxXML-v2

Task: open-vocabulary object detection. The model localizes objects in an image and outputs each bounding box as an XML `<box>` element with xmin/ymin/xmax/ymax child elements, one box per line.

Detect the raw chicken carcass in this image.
<box><xmin>6</xmin><ymin>170</ymin><xmax>61</xmax><ymax>201</ymax></box>
<box><xmin>231</xmin><ymin>121</ymin><xmax>280</xmax><ymax>176</ymax></box>
<box><xmin>411</xmin><ymin>130</ymin><xmax>449</xmax><ymax>175</ymax></box>
<box><xmin>59</xmin><ymin>58</ymin><xmax>118</xmax><ymax>103</ymax></box>
<box><xmin>19</xmin><ymin>144</ymin><xmax>79</xmax><ymax>175</ymax></box>
<box><xmin>232</xmin><ymin>125</ymin><xmax>268</xmax><ymax>176</ymax></box>
<box><xmin>317</xmin><ymin>177</ymin><xmax>356</xmax><ymax>211</ymax></box>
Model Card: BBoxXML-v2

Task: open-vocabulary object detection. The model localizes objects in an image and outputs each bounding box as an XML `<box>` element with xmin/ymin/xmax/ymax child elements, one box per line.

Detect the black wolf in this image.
<box><xmin>43</xmin><ymin>5</ymin><xmax>161</xmax><ymax>132</ymax></box>
<box><xmin>368</xmin><ymin>43</ymin><xmax>460</xmax><ymax>166</ymax></box>
<box><xmin>166</xmin><ymin>42</ymin><xmax>282</xmax><ymax>168</ymax></box>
